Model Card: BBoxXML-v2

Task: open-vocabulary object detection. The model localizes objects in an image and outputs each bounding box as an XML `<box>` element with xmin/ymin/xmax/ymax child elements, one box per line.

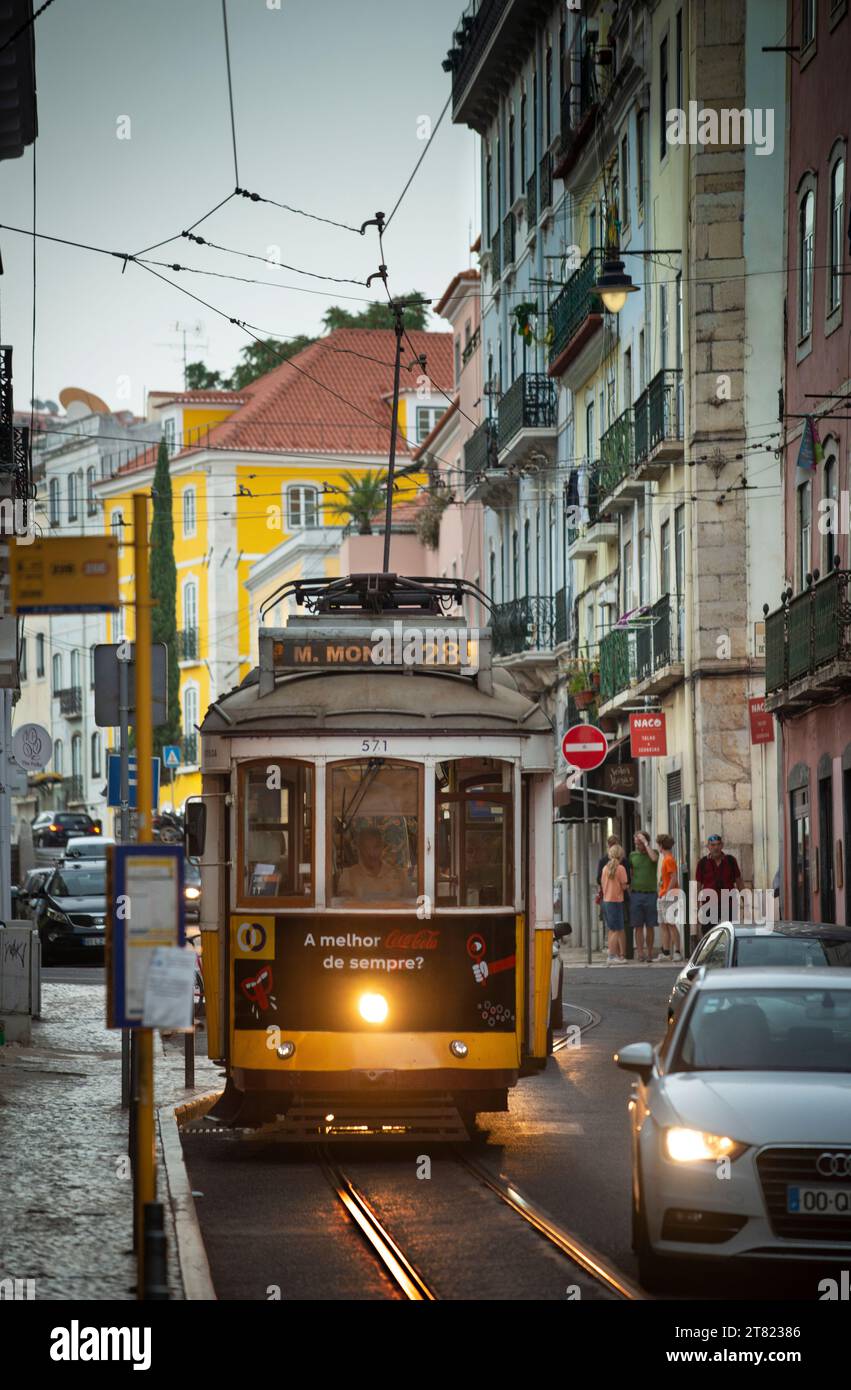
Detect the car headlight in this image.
<box><xmin>46</xmin><ymin>907</ymin><xmax>67</xmax><ymax>924</ymax></box>
<box><xmin>184</xmin><ymin>886</ymin><xmax>201</xmax><ymax>900</ymax></box>
<box><xmin>664</xmin><ymin>1127</ymin><xmax>748</xmax><ymax>1163</ymax></box>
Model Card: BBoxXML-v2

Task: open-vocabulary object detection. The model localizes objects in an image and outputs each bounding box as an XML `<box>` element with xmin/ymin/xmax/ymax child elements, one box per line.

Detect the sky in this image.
<box><xmin>0</xmin><ymin>0</ymin><xmax>479</xmax><ymax>417</ymax></box>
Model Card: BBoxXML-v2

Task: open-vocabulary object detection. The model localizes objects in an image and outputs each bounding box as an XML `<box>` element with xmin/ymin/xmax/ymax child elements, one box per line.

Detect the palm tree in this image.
<box><xmin>329</xmin><ymin>470</ymin><xmax>388</xmax><ymax>535</ymax></box>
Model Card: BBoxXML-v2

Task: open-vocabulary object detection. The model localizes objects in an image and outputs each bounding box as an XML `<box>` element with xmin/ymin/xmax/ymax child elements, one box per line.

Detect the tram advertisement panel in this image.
<box><xmin>231</xmin><ymin>913</ymin><xmax>517</xmax><ymax>1033</ymax></box>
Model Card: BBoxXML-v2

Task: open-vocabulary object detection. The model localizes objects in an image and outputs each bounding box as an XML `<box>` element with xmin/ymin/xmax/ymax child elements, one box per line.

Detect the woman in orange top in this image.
<box><xmin>656</xmin><ymin>832</ymin><xmax>682</xmax><ymax>961</ymax></box>
<box><xmin>600</xmin><ymin>844</ymin><xmax>628</xmax><ymax>964</ymax></box>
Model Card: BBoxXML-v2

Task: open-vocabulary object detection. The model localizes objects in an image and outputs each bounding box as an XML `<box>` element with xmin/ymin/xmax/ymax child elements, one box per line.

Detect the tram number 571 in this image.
<box><xmin>361</xmin><ymin>738</ymin><xmax>388</xmax><ymax>753</ymax></box>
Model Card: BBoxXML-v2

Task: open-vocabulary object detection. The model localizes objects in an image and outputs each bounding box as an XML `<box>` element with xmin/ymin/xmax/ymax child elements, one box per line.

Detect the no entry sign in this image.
<box><xmin>562</xmin><ymin>723</ymin><xmax>608</xmax><ymax>771</ymax></box>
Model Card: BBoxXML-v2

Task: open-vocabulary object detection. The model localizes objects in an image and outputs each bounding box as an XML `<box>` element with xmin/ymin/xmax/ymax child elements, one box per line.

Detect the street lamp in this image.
<box><xmin>594</xmin><ymin>254</ymin><xmax>640</xmax><ymax>313</ymax></box>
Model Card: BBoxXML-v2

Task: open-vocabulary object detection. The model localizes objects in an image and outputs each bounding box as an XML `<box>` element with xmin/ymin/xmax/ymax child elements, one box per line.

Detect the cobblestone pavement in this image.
<box><xmin>0</xmin><ymin>983</ymin><xmax>220</xmax><ymax>1301</ymax></box>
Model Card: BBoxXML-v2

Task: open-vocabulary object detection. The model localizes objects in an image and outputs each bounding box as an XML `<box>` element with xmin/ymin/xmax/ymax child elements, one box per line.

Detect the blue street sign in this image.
<box><xmin>107</xmin><ymin>754</ymin><xmax>161</xmax><ymax>809</ymax></box>
<box><xmin>163</xmin><ymin>745</ymin><xmax>181</xmax><ymax>770</ymax></box>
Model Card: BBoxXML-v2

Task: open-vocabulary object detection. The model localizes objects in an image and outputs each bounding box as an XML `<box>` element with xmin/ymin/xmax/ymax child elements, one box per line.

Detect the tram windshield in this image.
<box><xmin>328</xmin><ymin>760</ymin><xmax>420</xmax><ymax>906</ymax></box>
<box><xmin>435</xmin><ymin>759</ymin><xmax>513</xmax><ymax>907</ymax></box>
<box><xmin>241</xmin><ymin>761</ymin><xmax>313</xmax><ymax>902</ymax></box>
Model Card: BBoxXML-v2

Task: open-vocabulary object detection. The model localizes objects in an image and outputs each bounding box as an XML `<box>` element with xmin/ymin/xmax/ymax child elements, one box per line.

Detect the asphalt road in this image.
<box><xmin>42</xmin><ymin>964</ymin><xmax>105</xmax><ymax>985</ymax></box>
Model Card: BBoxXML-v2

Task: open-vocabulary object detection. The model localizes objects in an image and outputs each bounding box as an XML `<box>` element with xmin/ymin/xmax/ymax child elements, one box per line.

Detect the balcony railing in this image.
<box><xmin>525</xmin><ymin>171</ymin><xmax>537</xmax><ymax>227</ymax></box>
<box><xmin>177</xmin><ymin>627</ymin><xmax>199</xmax><ymax>661</ymax></box>
<box><xmin>548</xmin><ymin>249</ymin><xmax>605</xmax><ymax>367</ymax></box>
<box><xmin>765</xmin><ymin>569</ymin><xmax>851</xmax><ymax>695</ymax></box>
<box><xmin>634</xmin><ymin>594</ymin><xmax>682</xmax><ymax>683</ymax></box>
<box><xmin>502</xmin><ymin>210</ymin><xmax>515</xmax><ymax>267</ymax></box>
<box><xmin>461</xmin><ymin>324</ymin><xmax>480</xmax><ymax>366</ymax></box>
<box><xmin>538</xmin><ymin>150</ymin><xmax>553</xmax><ymax>212</ymax></box>
<box><xmin>492</xmin><ymin>595</ymin><xmax>555</xmax><ymax>658</ymax></box>
<box><xmin>497</xmin><ymin>373</ymin><xmax>557</xmax><ymax>452</ymax></box>
<box><xmin>599</xmin><ymin>408</ymin><xmax>635</xmax><ymax>496</ymax></box>
<box><xmin>57</xmin><ymin>686</ymin><xmax>82</xmax><ymax>717</ymax></box>
<box><xmin>65</xmin><ymin>774</ymin><xmax>85</xmax><ymax>804</ymax></box>
<box><xmin>600</xmin><ymin>628</ymin><xmax>631</xmax><ymax>702</ymax></box>
<box><xmin>490</xmin><ymin>228</ymin><xmax>501</xmax><ymax>279</ymax></box>
<box><xmin>555</xmin><ymin>588</ymin><xmax>571</xmax><ymax>647</ymax></box>
<box><xmin>181</xmin><ymin>733</ymin><xmax>198</xmax><ymax>765</ymax></box>
<box><xmin>451</xmin><ymin>0</ymin><xmax>507</xmax><ymax>107</ymax></box>
<box><xmin>464</xmin><ymin>418</ymin><xmax>498</xmax><ymax>491</ymax></box>
<box><xmin>634</xmin><ymin>369</ymin><xmax>684</xmax><ymax>462</ymax></box>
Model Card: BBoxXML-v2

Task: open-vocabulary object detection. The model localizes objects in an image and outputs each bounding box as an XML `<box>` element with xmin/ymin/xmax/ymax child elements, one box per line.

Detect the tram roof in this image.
<box><xmin>200</xmin><ymin>664</ymin><xmax>552</xmax><ymax>738</ymax></box>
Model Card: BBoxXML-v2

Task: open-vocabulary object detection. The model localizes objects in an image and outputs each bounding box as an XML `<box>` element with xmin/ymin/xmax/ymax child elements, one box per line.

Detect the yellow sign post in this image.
<box><xmin>10</xmin><ymin>535</ymin><xmax>119</xmax><ymax>613</ymax></box>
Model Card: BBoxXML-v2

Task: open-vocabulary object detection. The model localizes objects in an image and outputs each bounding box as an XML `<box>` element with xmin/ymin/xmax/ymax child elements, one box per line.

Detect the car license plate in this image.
<box><xmin>787</xmin><ymin>1185</ymin><xmax>851</xmax><ymax>1216</ymax></box>
<box><xmin>83</xmin><ymin>936</ymin><xmax>104</xmax><ymax>947</ymax></box>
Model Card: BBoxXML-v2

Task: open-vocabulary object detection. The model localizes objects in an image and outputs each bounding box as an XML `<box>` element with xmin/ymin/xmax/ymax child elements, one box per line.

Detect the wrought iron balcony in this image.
<box><xmin>765</xmin><ymin>568</ymin><xmax>851</xmax><ymax>711</ymax></box>
<box><xmin>634</xmin><ymin>594</ymin><xmax>683</xmax><ymax>684</ymax></box>
<box><xmin>525</xmin><ymin>171</ymin><xmax>537</xmax><ymax>228</ymax></box>
<box><xmin>599</xmin><ymin>408</ymin><xmax>635</xmax><ymax>497</ymax></box>
<box><xmin>57</xmin><ymin>686</ymin><xmax>82</xmax><ymax>717</ymax></box>
<box><xmin>65</xmin><ymin>775</ymin><xmax>85</xmax><ymax>804</ymax></box>
<box><xmin>538</xmin><ymin>150</ymin><xmax>553</xmax><ymax>213</ymax></box>
<box><xmin>461</xmin><ymin>324</ymin><xmax>480</xmax><ymax>366</ymax></box>
<box><xmin>555</xmin><ymin>588</ymin><xmax>572</xmax><ymax>647</ymax></box>
<box><xmin>491</xmin><ymin>595</ymin><xmax>555</xmax><ymax>658</ymax></box>
<box><xmin>181</xmin><ymin>733</ymin><xmax>199</xmax><ymax>765</ymax></box>
<box><xmin>464</xmin><ymin>418</ymin><xmax>498</xmax><ymax>492</ymax></box>
<box><xmin>634</xmin><ymin>369</ymin><xmax>684</xmax><ymax>468</ymax></box>
<box><xmin>599</xmin><ymin>596</ymin><xmax>684</xmax><ymax>705</ymax></box>
<box><xmin>497</xmin><ymin>373</ymin><xmax>557</xmax><ymax>454</ymax></box>
<box><xmin>502</xmin><ymin>210</ymin><xmax>515</xmax><ymax>267</ymax></box>
<box><xmin>600</xmin><ymin>628</ymin><xmax>631</xmax><ymax>703</ymax></box>
<box><xmin>177</xmin><ymin>627</ymin><xmax>199</xmax><ymax>661</ymax></box>
<box><xmin>554</xmin><ymin>44</ymin><xmax>599</xmax><ymax>179</ymax></box>
<box><xmin>489</xmin><ymin>228</ymin><xmax>501</xmax><ymax>280</ymax></box>
<box><xmin>548</xmin><ymin>249</ymin><xmax>605</xmax><ymax>371</ymax></box>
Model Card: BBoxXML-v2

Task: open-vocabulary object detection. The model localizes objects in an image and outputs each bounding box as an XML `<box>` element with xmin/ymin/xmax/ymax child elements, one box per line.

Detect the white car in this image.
<box><xmin>616</xmin><ymin>968</ymin><xmax>851</xmax><ymax>1289</ymax></box>
<box><xmin>64</xmin><ymin>836</ymin><xmax>115</xmax><ymax>861</ymax></box>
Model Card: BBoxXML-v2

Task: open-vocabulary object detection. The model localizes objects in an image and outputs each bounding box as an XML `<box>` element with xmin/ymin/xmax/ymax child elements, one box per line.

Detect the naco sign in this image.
<box><xmin>629</xmin><ymin>712</ymin><xmax>667</xmax><ymax>757</ymax></box>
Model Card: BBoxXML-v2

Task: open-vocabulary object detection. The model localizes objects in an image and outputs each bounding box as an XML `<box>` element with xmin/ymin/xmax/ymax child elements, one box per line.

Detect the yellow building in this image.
<box><xmin>97</xmin><ymin>329</ymin><xmax>453</xmax><ymax>809</ymax></box>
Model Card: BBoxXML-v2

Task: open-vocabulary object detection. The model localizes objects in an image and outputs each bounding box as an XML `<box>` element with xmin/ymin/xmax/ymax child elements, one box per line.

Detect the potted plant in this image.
<box><xmin>569</xmin><ymin>670</ymin><xmax>595</xmax><ymax>709</ymax></box>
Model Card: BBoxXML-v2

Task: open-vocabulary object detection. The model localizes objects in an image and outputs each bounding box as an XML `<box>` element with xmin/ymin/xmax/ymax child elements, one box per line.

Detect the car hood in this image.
<box><xmin>48</xmin><ymin>896</ymin><xmax>106</xmax><ymax>914</ymax></box>
<box><xmin>656</xmin><ymin>1072</ymin><xmax>851</xmax><ymax>1144</ymax></box>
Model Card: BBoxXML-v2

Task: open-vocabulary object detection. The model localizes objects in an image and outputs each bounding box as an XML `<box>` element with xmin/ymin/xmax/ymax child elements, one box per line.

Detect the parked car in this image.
<box><xmin>38</xmin><ymin>860</ymin><xmax>107</xmax><ymax>965</ymax></box>
<box><xmin>184</xmin><ymin>857</ymin><xmax>202</xmax><ymax>924</ymax></box>
<box><xmin>15</xmin><ymin>865</ymin><xmax>54</xmax><ymax>925</ymax></box>
<box><xmin>666</xmin><ymin>921</ymin><xmax>851</xmax><ymax>1022</ymax></box>
<box><xmin>32</xmin><ymin>811</ymin><xmax>99</xmax><ymax>862</ymax></box>
<box><xmin>64</xmin><ymin>835</ymin><xmax>115</xmax><ymax>861</ymax></box>
<box><xmin>617</xmin><ymin>968</ymin><xmax>851</xmax><ymax>1289</ymax></box>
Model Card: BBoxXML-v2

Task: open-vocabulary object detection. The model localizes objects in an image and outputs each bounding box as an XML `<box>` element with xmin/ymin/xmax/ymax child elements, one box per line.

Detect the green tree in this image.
<box><xmin>321</xmin><ymin>294</ymin><xmax>429</xmax><ymax>333</ymax></box>
<box><xmin>149</xmin><ymin>438</ymin><xmax>182</xmax><ymax>762</ymax></box>
<box><xmin>328</xmin><ymin>470</ymin><xmax>388</xmax><ymax>534</ymax></box>
<box><xmin>185</xmin><ymin>361</ymin><xmax>224</xmax><ymax>390</ymax></box>
<box><xmin>227</xmin><ymin>336</ymin><xmax>314</xmax><ymax>389</ymax></box>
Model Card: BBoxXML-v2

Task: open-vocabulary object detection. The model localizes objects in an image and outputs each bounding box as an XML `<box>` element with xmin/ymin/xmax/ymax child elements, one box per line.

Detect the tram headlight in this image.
<box><xmin>358</xmin><ymin>992</ymin><xmax>389</xmax><ymax>1024</ymax></box>
<box><xmin>276</xmin><ymin>1042</ymin><xmax>296</xmax><ymax>1060</ymax></box>
<box><xmin>450</xmin><ymin>1040</ymin><xmax>468</xmax><ymax>1059</ymax></box>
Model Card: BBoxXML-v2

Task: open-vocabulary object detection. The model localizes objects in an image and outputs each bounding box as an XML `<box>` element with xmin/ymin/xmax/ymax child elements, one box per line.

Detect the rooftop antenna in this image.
<box><xmin>156</xmin><ymin>320</ymin><xmax>208</xmax><ymax>389</ymax></box>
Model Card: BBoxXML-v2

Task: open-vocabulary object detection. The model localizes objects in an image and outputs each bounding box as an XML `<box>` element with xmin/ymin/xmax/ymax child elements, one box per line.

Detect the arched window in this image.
<box><xmin>71</xmin><ymin>734</ymin><xmax>82</xmax><ymax>779</ymax></box>
<box><xmin>829</xmin><ymin>156</ymin><xmax>845</xmax><ymax>315</ymax></box>
<box><xmin>86</xmin><ymin>465</ymin><xmax>97</xmax><ymax>516</ymax></box>
<box><xmin>799</xmin><ymin>188</ymin><xmax>815</xmax><ymax>339</ymax></box>
<box><xmin>52</xmin><ymin>652</ymin><xmax>62</xmax><ymax>692</ymax></box>
<box><xmin>286</xmin><ymin>485</ymin><xmax>319</xmax><ymax>529</ymax></box>
<box><xmin>53</xmin><ymin>738</ymin><xmax>63</xmax><ymax>775</ymax></box>
<box><xmin>91</xmin><ymin>732</ymin><xmax>101</xmax><ymax>777</ymax></box>
<box><xmin>49</xmin><ymin>478</ymin><xmax>60</xmax><ymax>526</ymax></box>
<box><xmin>70</xmin><ymin>649</ymin><xmax>80</xmax><ymax>689</ymax></box>
<box><xmin>798</xmin><ymin>478</ymin><xmax>812</xmax><ymax>588</ymax></box>
<box><xmin>67</xmin><ymin>471</ymin><xmax>78</xmax><ymax>522</ymax></box>
<box><xmin>89</xmin><ymin>645</ymin><xmax>96</xmax><ymax>687</ymax></box>
<box><xmin>523</xmin><ymin>518</ymin><xmax>531</xmax><ymax>595</ymax></box>
<box><xmin>183</xmin><ymin>685</ymin><xmax>199</xmax><ymax>764</ymax></box>
<box><xmin>183</xmin><ymin>578</ymin><xmax>198</xmax><ymax>633</ymax></box>
<box><xmin>823</xmin><ymin>447</ymin><xmax>839</xmax><ymax>572</ymax></box>
<box><xmin>182</xmin><ymin>486</ymin><xmax>197</xmax><ymax>538</ymax></box>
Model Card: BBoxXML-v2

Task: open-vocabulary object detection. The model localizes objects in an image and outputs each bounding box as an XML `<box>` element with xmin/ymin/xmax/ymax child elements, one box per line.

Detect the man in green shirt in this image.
<box><xmin>628</xmin><ymin>829</ymin><xmax>659</xmax><ymax>963</ymax></box>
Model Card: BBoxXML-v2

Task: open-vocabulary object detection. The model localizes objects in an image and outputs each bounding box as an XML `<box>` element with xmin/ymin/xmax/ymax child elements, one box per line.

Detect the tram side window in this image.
<box><xmin>241</xmin><ymin>761</ymin><xmax>313</xmax><ymax>901</ymax></box>
<box><xmin>436</xmin><ymin>759</ymin><xmax>513</xmax><ymax>907</ymax></box>
<box><xmin>328</xmin><ymin>760</ymin><xmax>420</xmax><ymax>906</ymax></box>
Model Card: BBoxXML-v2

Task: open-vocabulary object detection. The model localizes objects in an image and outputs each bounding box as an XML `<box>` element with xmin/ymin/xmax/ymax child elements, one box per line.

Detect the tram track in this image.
<box><xmin>552</xmin><ymin>1001</ymin><xmax>602</xmax><ymax>1051</ymax></box>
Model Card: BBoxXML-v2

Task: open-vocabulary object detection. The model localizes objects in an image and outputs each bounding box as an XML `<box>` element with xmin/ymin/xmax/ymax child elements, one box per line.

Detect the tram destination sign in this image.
<box><xmin>262</xmin><ymin>623</ymin><xmax>482</xmax><ymax>675</ymax></box>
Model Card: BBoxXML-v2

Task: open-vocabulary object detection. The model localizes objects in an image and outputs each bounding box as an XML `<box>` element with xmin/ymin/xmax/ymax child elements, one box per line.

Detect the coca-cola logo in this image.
<box><xmin>384</xmin><ymin>928</ymin><xmax>440</xmax><ymax>949</ymax></box>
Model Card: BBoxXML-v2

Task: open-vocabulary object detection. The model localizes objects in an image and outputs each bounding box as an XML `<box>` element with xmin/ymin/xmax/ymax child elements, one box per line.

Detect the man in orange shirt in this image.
<box><xmin>656</xmin><ymin>832</ymin><xmax>682</xmax><ymax>961</ymax></box>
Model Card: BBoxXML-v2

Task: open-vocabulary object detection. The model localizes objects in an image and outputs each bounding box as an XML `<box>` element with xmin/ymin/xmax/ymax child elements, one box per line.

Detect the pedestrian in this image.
<box><xmin>655</xmin><ymin>832</ymin><xmax>682</xmax><ymax>961</ymax></box>
<box><xmin>695</xmin><ymin>833</ymin><xmax>744</xmax><ymax>932</ymax></box>
<box><xmin>629</xmin><ymin>829</ymin><xmax>659</xmax><ymax>962</ymax></box>
<box><xmin>595</xmin><ymin>835</ymin><xmax>633</xmax><ymax>958</ymax></box>
<box><xmin>600</xmin><ymin>844</ymin><xmax>628</xmax><ymax>964</ymax></box>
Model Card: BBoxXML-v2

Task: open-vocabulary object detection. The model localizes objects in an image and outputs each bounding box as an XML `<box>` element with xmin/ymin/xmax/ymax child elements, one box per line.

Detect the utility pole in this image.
<box><xmin>133</xmin><ymin>491</ymin><xmax>155</xmax><ymax>1293</ymax></box>
<box><xmin>381</xmin><ymin>297</ymin><xmax>430</xmax><ymax>574</ymax></box>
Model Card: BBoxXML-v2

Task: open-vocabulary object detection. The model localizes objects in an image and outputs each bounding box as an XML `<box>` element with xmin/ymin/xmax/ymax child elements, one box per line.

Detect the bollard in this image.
<box><xmin>184</xmin><ymin>1029</ymin><xmax>195</xmax><ymax>1089</ymax></box>
<box><xmin>142</xmin><ymin>1202</ymin><xmax>169</xmax><ymax>1300</ymax></box>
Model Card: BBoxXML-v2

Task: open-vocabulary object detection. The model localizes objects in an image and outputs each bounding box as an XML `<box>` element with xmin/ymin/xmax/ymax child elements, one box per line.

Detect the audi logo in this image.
<box><xmin>816</xmin><ymin>1152</ymin><xmax>851</xmax><ymax>1178</ymax></box>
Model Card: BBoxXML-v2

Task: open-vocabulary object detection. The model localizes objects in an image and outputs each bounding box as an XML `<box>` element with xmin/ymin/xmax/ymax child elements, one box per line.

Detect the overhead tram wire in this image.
<box><xmin>384</xmin><ymin>92</ymin><xmax>452</xmax><ymax>232</ymax></box>
<box><xmin>221</xmin><ymin>0</ymin><xmax>240</xmax><ymax>188</ymax></box>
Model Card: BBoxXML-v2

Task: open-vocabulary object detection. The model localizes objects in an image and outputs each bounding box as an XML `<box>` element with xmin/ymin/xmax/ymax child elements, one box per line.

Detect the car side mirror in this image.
<box><xmin>684</xmin><ymin>965</ymin><xmax>701</xmax><ymax>980</ymax></box>
<box><xmin>185</xmin><ymin>800</ymin><xmax>207</xmax><ymax>859</ymax></box>
<box><xmin>614</xmin><ymin>1042</ymin><xmax>655</xmax><ymax>1081</ymax></box>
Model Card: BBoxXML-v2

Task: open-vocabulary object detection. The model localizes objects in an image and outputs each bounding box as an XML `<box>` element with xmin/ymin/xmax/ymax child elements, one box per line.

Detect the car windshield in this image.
<box><xmin>736</xmin><ymin>936</ymin><xmax>851</xmax><ymax>968</ymax></box>
<box><xmin>50</xmin><ymin>867</ymin><xmax>106</xmax><ymax>898</ymax></box>
<box><xmin>676</xmin><ymin>988</ymin><xmax>851</xmax><ymax>1073</ymax></box>
<box><xmin>58</xmin><ymin>815</ymin><xmax>93</xmax><ymax>829</ymax></box>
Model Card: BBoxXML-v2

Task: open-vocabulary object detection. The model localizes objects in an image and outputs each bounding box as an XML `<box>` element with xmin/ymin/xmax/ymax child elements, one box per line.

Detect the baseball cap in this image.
<box><xmin>707</xmin><ymin>834</ymin><xmax>722</xmax><ymax>843</ymax></box>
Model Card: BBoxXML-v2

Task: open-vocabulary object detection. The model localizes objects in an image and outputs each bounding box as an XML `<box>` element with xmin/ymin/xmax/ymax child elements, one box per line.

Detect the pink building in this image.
<box><xmin>765</xmin><ymin>0</ymin><xmax>850</xmax><ymax>922</ymax></box>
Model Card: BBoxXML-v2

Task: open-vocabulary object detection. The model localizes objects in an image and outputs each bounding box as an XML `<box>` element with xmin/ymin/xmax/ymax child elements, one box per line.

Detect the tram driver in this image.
<box><xmin>337</xmin><ymin>826</ymin><xmax>412</xmax><ymax>903</ymax></box>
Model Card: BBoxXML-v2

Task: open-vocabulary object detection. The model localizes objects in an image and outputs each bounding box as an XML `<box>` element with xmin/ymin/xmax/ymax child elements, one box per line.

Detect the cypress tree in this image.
<box><xmin>149</xmin><ymin>438</ymin><xmax>182</xmax><ymax>761</ymax></box>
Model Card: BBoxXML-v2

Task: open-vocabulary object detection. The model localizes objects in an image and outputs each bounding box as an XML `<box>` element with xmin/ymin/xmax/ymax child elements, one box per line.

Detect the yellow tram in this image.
<box><xmin>191</xmin><ymin>575</ymin><xmax>556</xmax><ymax>1135</ymax></box>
